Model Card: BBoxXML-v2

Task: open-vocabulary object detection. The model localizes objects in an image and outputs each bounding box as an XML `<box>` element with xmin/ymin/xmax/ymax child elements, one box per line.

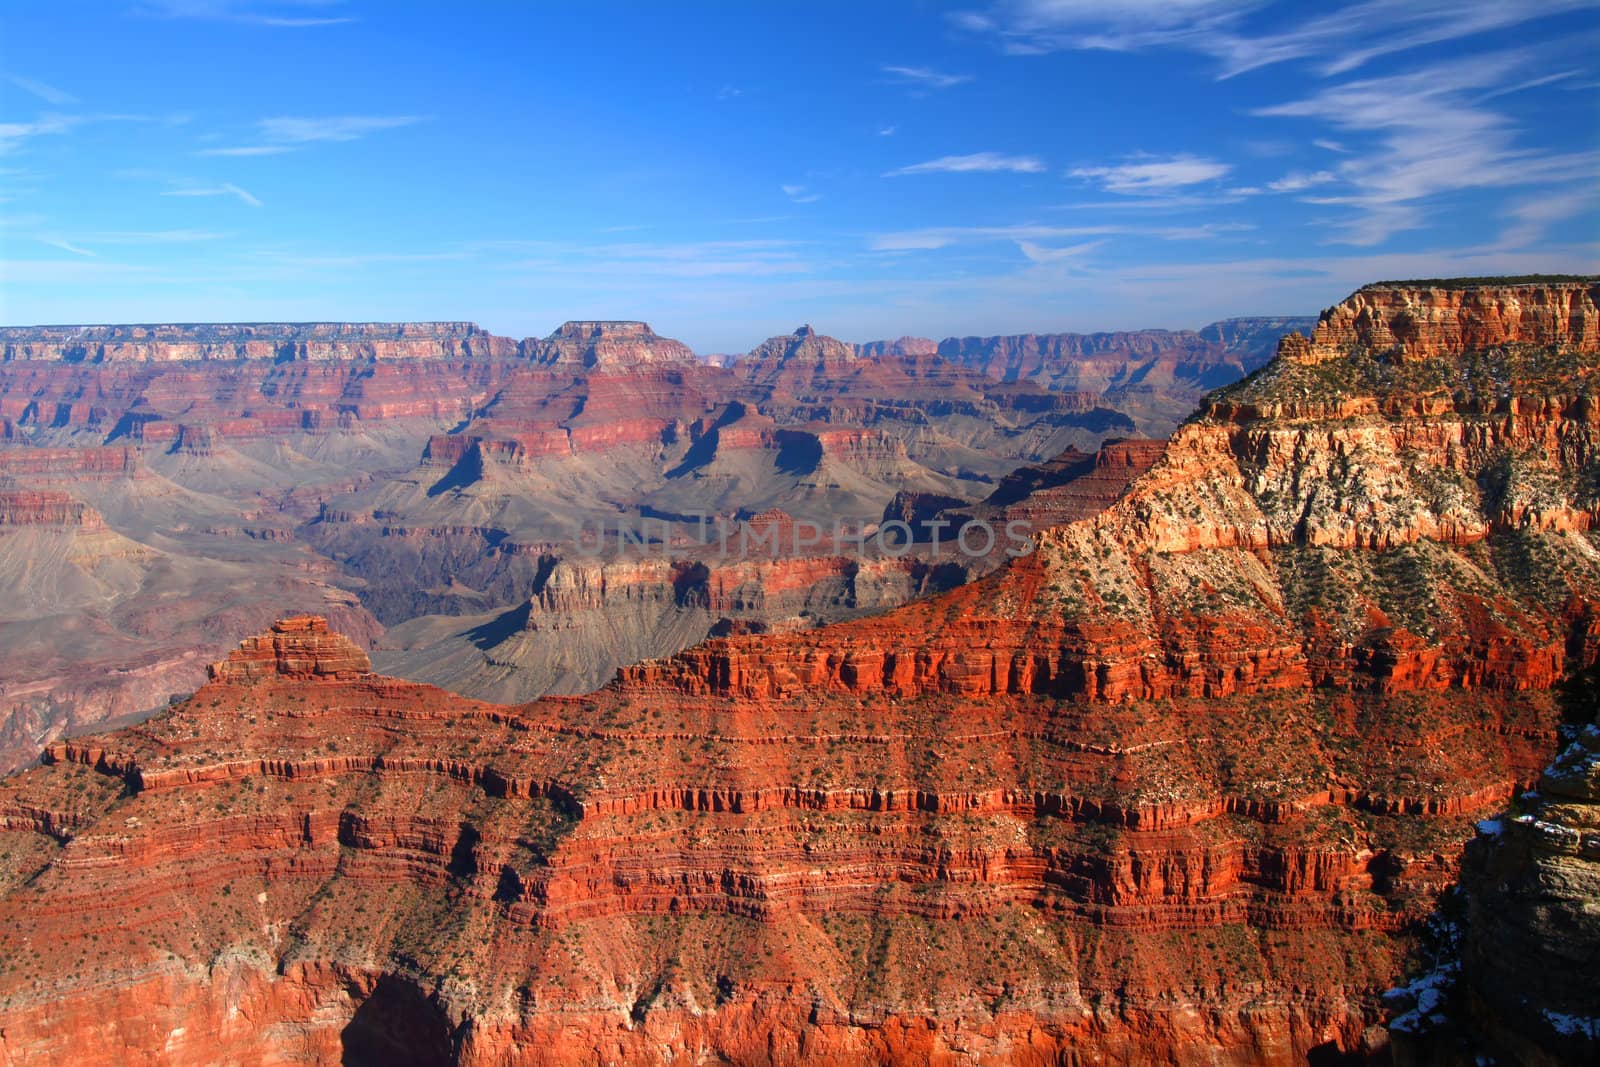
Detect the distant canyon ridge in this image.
<box><xmin>0</xmin><ymin>312</ymin><xmax>1312</xmax><ymax>772</ymax></box>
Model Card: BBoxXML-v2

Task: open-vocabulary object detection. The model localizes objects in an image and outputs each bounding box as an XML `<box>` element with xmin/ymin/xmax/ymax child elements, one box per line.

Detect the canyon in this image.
<box><xmin>0</xmin><ymin>278</ymin><xmax>1595</xmax><ymax>1063</ymax></box>
<box><xmin>0</xmin><ymin>313</ymin><xmax>1297</xmax><ymax>772</ymax></box>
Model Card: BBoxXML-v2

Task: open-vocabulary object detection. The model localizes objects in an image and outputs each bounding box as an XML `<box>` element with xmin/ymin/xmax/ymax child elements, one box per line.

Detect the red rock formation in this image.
<box><xmin>527</xmin><ymin>320</ymin><xmax>697</xmax><ymax>368</ymax></box>
<box><xmin>1284</xmin><ymin>278</ymin><xmax>1598</xmax><ymax>364</ymax></box>
<box><xmin>1</xmin><ymin>280</ymin><xmax>1595</xmax><ymax>1064</ymax></box>
<box><xmin>207</xmin><ymin>615</ymin><xmax>373</xmax><ymax>683</ymax></box>
<box><xmin>0</xmin><ymin>446</ymin><xmax>138</xmax><ymax>481</ymax></box>
<box><xmin>0</xmin><ymin>490</ymin><xmax>103</xmax><ymax>528</ymax></box>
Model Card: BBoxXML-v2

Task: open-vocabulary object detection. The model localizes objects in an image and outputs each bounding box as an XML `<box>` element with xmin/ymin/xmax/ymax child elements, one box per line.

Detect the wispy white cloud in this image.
<box><xmin>135</xmin><ymin>1</ymin><xmax>355</xmax><ymax>28</ymax></box>
<box><xmin>869</xmin><ymin>220</ymin><xmax>1250</xmax><ymax>251</ymax></box>
<box><xmin>1266</xmin><ymin>170</ymin><xmax>1337</xmax><ymax>193</ymax></box>
<box><xmin>878</xmin><ymin>125</ymin><xmax>897</xmax><ymax>137</ymax></box>
<box><xmin>1255</xmin><ymin>50</ymin><xmax>1600</xmax><ymax>244</ymax></box>
<box><xmin>716</xmin><ymin>85</ymin><xmax>743</xmax><ymax>100</ymax></box>
<box><xmin>0</xmin><ymin>113</ymin><xmax>78</xmax><ymax>154</ymax></box>
<box><xmin>953</xmin><ymin>0</ymin><xmax>1252</xmax><ymax>60</ymax></box>
<box><xmin>39</xmin><ymin>237</ymin><xmax>97</xmax><ymax>257</ymax></box>
<box><xmin>956</xmin><ymin>0</ymin><xmax>1600</xmax><ymax>79</ymax></box>
<box><xmin>1069</xmin><ymin>154</ymin><xmax>1230</xmax><ymax>194</ymax></box>
<box><xmin>947</xmin><ymin>12</ymin><xmax>996</xmax><ymax>32</ymax></box>
<box><xmin>7</xmin><ymin>76</ymin><xmax>77</xmax><ymax>106</ymax></box>
<box><xmin>198</xmin><ymin>115</ymin><xmax>426</xmax><ymax>157</ymax></box>
<box><xmin>1312</xmin><ymin>138</ymin><xmax>1349</xmax><ymax>154</ymax></box>
<box><xmin>162</xmin><ymin>182</ymin><xmax>263</xmax><ymax>207</ymax></box>
<box><xmin>196</xmin><ymin>144</ymin><xmax>296</xmax><ymax>157</ymax></box>
<box><xmin>886</xmin><ymin>151</ymin><xmax>1045</xmax><ymax>177</ymax></box>
<box><xmin>259</xmin><ymin>114</ymin><xmax>425</xmax><ymax>142</ymax></box>
<box><xmin>490</xmin><ymin>238</ymin><xmax>813</xmax><ymax>280</ymax></box>
<box><xmin>1015</xmin><ymin>238</ymin><xmax>1104</xmax><ymax>263</ymax></box>
<box><xmin>781</xmin><ymin>183</ymin><xmax>822</xmax><ymax>204</ymax></box>
<box><xmin>254</xmin><ymin>250</ymin><xmax>472</xmax><ymax>268</ymax></box>
<box><xmin>1496</xmin><ymin>186</ymin><xmax>1600</xmax><ymax>249</ymax></box>
<box><xmin>18</xmin><ymin>224</ymin><xmax>228</xmax><ymax>257</ymax></box>
<box><xmin>0</xmin><ymin>210</ymin><xmax>49</xmax><ymax>225</ymax></box>
<box><xmin>76</xmin><ymin>229</ymin><xmax>231</xmax><ymax>244</ymax></box>
<box><xmin>1474</xmin><ymin>69</ymin><xmax>1582</xmax><ymax>102</ymax></box>
<box><xmin>1055</xmin><ymin>193</ymin><xmax>1245</xmax><ymax>211</ymax></box>
<box><xmin>882</xmin><ymin>65</ymin><xmax>973</xmax><ymax>89</ymax></box>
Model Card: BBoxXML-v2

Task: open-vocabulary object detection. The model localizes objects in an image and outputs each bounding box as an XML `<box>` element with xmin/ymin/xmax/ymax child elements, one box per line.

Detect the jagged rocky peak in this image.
<box><xmin>207</xmin><ymin>615</ymin><xmax>372</xmax><ymax>684</ymax></box>
<box><xmin>1273</xmin><ymin>275</ymin><xmax>1600</xmax><ymax>366</ymax></box>
<box><xmin>746</xmin><ymin>323</ymin><xmax>856</xmax><ymax>364</ymax></box>
<box><xmin>527</xmin><ymin>319</ymin><xmax>697</xmax><ymax>368</ymax></box>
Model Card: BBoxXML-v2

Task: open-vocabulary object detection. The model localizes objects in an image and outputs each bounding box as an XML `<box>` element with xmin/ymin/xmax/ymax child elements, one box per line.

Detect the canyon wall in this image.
<box><xmin>0</xmin><ymin>279</ymin><xmax>1595</xmax><ymax>1064</ymax></box>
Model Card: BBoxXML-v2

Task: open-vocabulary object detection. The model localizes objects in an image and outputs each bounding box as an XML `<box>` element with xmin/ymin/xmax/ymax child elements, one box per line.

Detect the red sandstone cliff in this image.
<box><xmin>1284</xmin><ymin>277</ymin><xmax>1598</xmax><ymax>364</ymax></box>
<box><xmin>207</xmin><ymin>615</ymin><xmax>372</xmax><ymax>684</ymax></box>
<box><xmin>0</xmin><ymin>279</ymin><xmax>1596</xmax><ymax>1064</ymax></box>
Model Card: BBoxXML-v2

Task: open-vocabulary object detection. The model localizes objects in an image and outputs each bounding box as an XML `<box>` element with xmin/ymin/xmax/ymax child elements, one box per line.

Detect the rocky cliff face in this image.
<box><xmin>376</xmin><ymin>547</ymin><xmax>970</xmax><ymax>704</ymax></box>
<box><xmin>0</xmin><ymin>490</ymin><xmax>104</xmax><ymax>529</ymax></box>
<box><xmin>208</xmin><ymin>614</ymin><xmax>373</xmax><ymax>684</ymax></box>
<box><xmin>1449</xmin><ymin>715</ymin><xmax>1600</xmax><ymax>1064</ymax></box>
<box><xmin>1384</xmin><ymin>637</ymin><xmax>1600</xmax><ymax>1065</ymax></box>
<box><xmin>1298</xmin><ymin>279</ymin><xmax>1598</xmax><ymax>363</ymax></box>
<box><xmin>0</xmin><ymin>279</ymin><xmax>1594</xmax><ymax>1064</ymax></box>
<box><xmin>852</xmin><ymin>335</ymin><xmax>939</xmax><ymax>358</ymax></box>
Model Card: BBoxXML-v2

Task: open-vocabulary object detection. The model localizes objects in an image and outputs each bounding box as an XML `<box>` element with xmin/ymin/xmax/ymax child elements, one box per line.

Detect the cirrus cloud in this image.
<box><xmin>885</xmin><ymin>152</ymin><xmax>1046</xmax><ymax>177</ymax></box>
<box><xmin>1069</xmin><ymin>154</ymin><xmax>1231</xmax><ymax>194</ymax></box>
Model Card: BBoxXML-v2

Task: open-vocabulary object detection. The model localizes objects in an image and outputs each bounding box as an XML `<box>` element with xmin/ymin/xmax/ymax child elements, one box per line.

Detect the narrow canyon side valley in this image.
<box><xmin>1</xmin><ymin>278</ymin><xmax>1597</xmax><ymax>1064</ymax></box>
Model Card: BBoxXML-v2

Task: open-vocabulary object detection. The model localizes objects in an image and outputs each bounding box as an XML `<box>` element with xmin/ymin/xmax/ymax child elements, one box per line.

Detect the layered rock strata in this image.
<box><xmin>1</xmin><ymin>280</ymin><xmax>1596</xmax><ymax>1064</ymax></box>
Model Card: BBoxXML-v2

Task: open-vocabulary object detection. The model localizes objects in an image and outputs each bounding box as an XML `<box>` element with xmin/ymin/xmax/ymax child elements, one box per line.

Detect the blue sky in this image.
<box><xmin>2</xmin><ymin>0</ymin><xmax>1597</xmax><ymax>351</ymax></box>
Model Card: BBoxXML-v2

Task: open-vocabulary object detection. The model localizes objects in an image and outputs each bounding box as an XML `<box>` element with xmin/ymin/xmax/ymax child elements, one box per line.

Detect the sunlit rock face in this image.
<box><xmin>526</xmin><ymin>321</ymin><xmax>698</xmax><ymax>368</ymax></box>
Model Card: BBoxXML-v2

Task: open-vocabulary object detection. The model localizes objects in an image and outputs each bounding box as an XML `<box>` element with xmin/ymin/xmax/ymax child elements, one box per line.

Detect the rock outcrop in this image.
<box><xmin>1386</xmin><ymin>643</ymin><xmax>1600</xmax><ymax>1065</ymax></box>
<box><xmin>1282</xmin><ymin>277</ymin><xmax>1598</xmax><ymax>365</ymax></box>
<box><xmin>1</xmin><ymin>278</ymin><xmax>1595</xmax><ymax>1064</ymax></box>
<box><xmin>207</xmin><ymin>615</ymin><xmax>373</xmax><ymax>684</ymax></box>
<box><xmin>1451</xmin><ymin>716</ymin><xmax>1600</xmax><ymax>1064</ymax></box>
<box><xmin>0</xmin><ymin>490</ymin><xmax>104</xmax><ymax>529</ymax></box>
<box><xmin>526</xmin><ymin>321</ymin><xmax>696</xmax><ymax>368</ymax></box>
